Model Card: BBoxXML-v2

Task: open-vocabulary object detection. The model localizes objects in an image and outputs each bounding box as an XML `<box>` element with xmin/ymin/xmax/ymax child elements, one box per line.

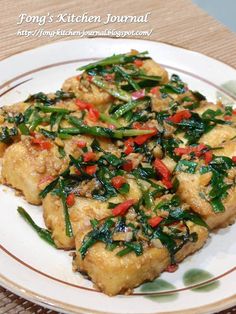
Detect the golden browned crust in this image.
<box><xmin>73</xmin><ymin>222</ymin><xmax>208</xmax><ymax>296</ymax></box>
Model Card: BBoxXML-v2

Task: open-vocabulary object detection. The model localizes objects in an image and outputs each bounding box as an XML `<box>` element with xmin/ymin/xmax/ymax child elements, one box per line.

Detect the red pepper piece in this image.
<box><xmin>224</xmin><ymin>115</ymin><xmax>232</xmax><ymax>121</ymax></box>
<box><xmin>76</xmin><ymin>99</ymin><xmax>94</xmax><ymax>110</ymax></box>
<box><xmin>232</xmin><ymin>156</ymin><xmax>236</xmax><ymax>163</ymax></box>
<box><xmin>75</xmin><ymin>169</ymin><xmax>82</xmax><ymax>176</ymax></box>
<box><xmin>166</xmin><ymin>264</ymin><xmax>178</xmax><ymax>273</ymax></box>
<box><xmin>174</xmin><ymin>147</ymin><xmax>191</xmax><ymax>156</ymax></box>
<box><xmin>85</xmin><ymin>165</ymin><xmax>97</xmax><ymax>175</ymax></box>
<box><xmin>77</xmin><ymin>140</ymin><xmax>87</xmax><ymax>148</ymax></box>
<box><xmin>40</xmin><ymin>141</ymin><xmax>52</xmax><ymax>150</ymax></box>
<box><xmin>87</xmin><ymin>75</ymin><xmax>93</xmax><ymax>83</ymax></box>
<box><xmin>112</xmin><ymin>199</ymin><xmax>135</xmax><ymax>216</ymax></box>
<box><xmin>150</xmin><ymin>86</ymin><xmax>161</xmax><ymax>95</ymax></box>
<box><xmin>204</xmin><ymin>151</ymin><xmax>213</xmax><ymax>164</ymax></box>
<box><xmin>124</xmin><ymin>138</ymin><xmax>134</xmax><ymax>155</ymax></box>
<box><xmin>83</xmin><ymin>151</ymin><xmax>96</xmax><ymax>162</ymax></box>
<box><xmin>104</xmin><ymin>74</ymin><xmax>114</xmax><ymax>81</ymax></box>
<box><xmin>132</xmin><ymin>123</ymin><xmax>158</xmax><ymax>145</ymax></box>
<box><xmin>148</xmin><ymin>216</ymin><xmax>163</xmax><ymax>228</ymax></box>
<box><xmin>134</xmin><ymin>128</ymin><xmax>158</xmax><ymax>145</ymax></box>
<box><xmin>30</xmin><ymin>131</ymin><xmax>36</xmax><ymax>137</ymax></box>
<box><xmin>174</xmin><ymin>144</ymin><xmax>207</xmax><ymax>157</ymax></box>
<box><xmin>66</xmin><ymin>193</ymin><xmax>75</xmax><ymax>207</ymax></box>
<box><xmin>134</xmin><ymin>59</ymin><xmax>143</xmax><ymax>67</ymax></box>
<box><xmin>132</xmin><ymin>122</ymin><xmax>143</xmax><ymax>129</ymax></box>
<box><xmin>31</xmin><ymin>138</ymin><xmax>52</xmax><ymax>150</ymax></box>
<box><xmin>194</xmin><ymin>144</ymin><xmax>208</xmax><ymax>157</ymax></box>
<box><xmin>154</xmin><ymin>158</ymin><xmax>173</xmax><ymax>189</ymax></box>
<box><xmin>111</xmin><ymin>176</ymin><xmax>126</xmax><ymax>189</ymax></box>
<box><xmin>162</xmin><ymin>178</ymin><xmax>173</xmax><ymax>189</ymax></box>
<box><xmin>122</xmin><ymin>160</ymin><xmax>134</xmax><ymax>172</ymax></box>
<box><xmin>88</xmin><ymin>108</ymin><xmax>100</xmax><ymax>121</ymax></box>
<box><xmin>168</xmin><ymin>110</ymin><xmax>191</xmax><ymax>123</ymax></box>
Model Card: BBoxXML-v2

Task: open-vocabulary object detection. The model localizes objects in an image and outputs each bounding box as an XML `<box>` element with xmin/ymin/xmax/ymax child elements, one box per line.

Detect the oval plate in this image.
<box><xmin>0</xmin><ymin>38</ymin><xmax>236</xmax><ymax>314</ymax></box>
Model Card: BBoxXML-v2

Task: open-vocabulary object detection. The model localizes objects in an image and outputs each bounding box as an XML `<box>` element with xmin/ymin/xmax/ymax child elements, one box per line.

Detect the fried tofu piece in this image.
<box><xmin>171</xmin><ymin>102</ymin><xmax>236</xmax><ymax>147</ymax></box>
<box><xmin>176</xmin><ymin>140</ymin><xmax>236</xmax><ymax>229</ymax></box>
<box><xmin>1</xmin><ymin>139</ymin><xmax>68</xmax><ymax>204</ymax></box>
<box><xmin>141</xmin><ymin>59</ymin><xmax>169</xmax><ymax>84</ymax></box>
<box><xmin>43</xmin><ymin>194</ymin><xmax>112</xmax><ymax>249</ymax></box>
<box><xmin>0</xmin><ymin>102</ymin><xmax>30</xmax><ymax>157</ymax></box>
<box><xmin>200</xmin><ymin>124</ymin><xmax>236</xmax><ymax>147</ymax></box>
<box><xmin>0</xmin><ymin>143</ymin><xmax>8</xmax><ymax>158</ymax></box>
<box><xmin>174</xmin><ymin>121</ymin><xmax>236</xmax><ymax>148</ymax></box>
<box><xmin>1</xmin><ymin>128</ymin><xmax>122</xmax><ymax>206</ymax></box>
<box><xmin>193</xmin><ymin>101</ymin><xmax>220</xmax><ymax>116</ymax></box>
<box><xmin>1</xmin><ymin>101</ymin><xmax>30</xmax><ymax>115</ymax></box>
<box><xmin>194</xmin><ymin>102</ymin><xmax>236</xmax><ymax>146</ymax></box>
<box><xmin>43</xmin><ymin>178</ymin><xmax>142</xmax><ymax>249</ymax></box>
<box><xmin>62</xmin><ymin>57</ymin><xmax>168</xmax><ymax>108</ymax></box>
<box><xmin>73</xmin><ymin>221</ymin><xmax>208</xmax><ymax>296</ymax></box>
<box><xmin>62</xmin><ymin>74</ymin><xmax>113</xmax><ymax>107</ymax></box>
<box><xmin>214</xmin><ymin>139</ymin><xmax>236</xmax><ymax>157</ymax></box>
<box><xmin>176</xmin><ymin>172</ymin><xmax>236</xmax><ymax>229</ymax></box>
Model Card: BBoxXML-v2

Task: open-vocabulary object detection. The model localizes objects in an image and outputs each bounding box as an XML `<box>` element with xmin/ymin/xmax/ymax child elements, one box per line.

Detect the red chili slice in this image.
<box><xmin>132</xmin><ymin>122</ymin><xmax>143</xmax><ymax>129</ymax></box>
<box><xmin>174</xmin><ymin>144</ymin><xmax>207</xmax><ymax>157</ymax></box>
<box><xmin>154</xmin><ymin>158</ymin><xmax>173</xmax><ymax>189</ymax></box>
<box><xmin>124</xmin><ymin>138</ymin><xmax>134</xmax><ymax>155</ymax></box>
<box><xmin>111</xmin><ymin>176</ymin><xmax>126</xmax><ymax>189</ymax></box>
<box><xmin>77</xmin><ymin>140</ymin><xmax>87</xmax><ymax>148</ymax></box>
<box><xmin>134</xmin><ymin>59</ymin><xmax>143</xmax><ymax>67</ymax></box>
<box><xmin>112</xmin><ymin>199</ymin><xmax>135</xmax><ymax>216</ymax></box>
<box><xmin>168</xmin><ymin>110</ymin><xmax>191</xmax><ymax>123</ymax></box>
<box><xmin>174</xmin><ymin>147</ymin><xmax>190</xmax><ymax>156</ymax></box>
<box><xmin>66</xmin><ymin>193</ymin><xmax>75</xmax><ymax>207</ymax></box>
<box><xmin>204</xmin><ymin>151</ymin><xmax>213</xmax><ymax>164</ymax></box>
<box><xmin>150</xmin><ymin>86</ymin><xmax>160</xmax><ymax>95</ymax></box>
<box><xmin>85</xmin><ymin>165</ymin><xmax>97</xmax><ymax>175</ymax></box>
<box><xmin>104</xmin><ymin>74</ymin><xmax>115</xmax><ymax>81</ymax></box>
<box><xmin>148</xmin><ymin>216</ymin><xmax>163</xmax><ymax>228</ymax></box>
<box><xmin>232</xmin><ymin>156</ymin><xmax>236</xmax><ymax>163</ymax></box>
<box><xmin>134</xmin><ymin>128</ymin><xmax>158</xmax><ymax>145</ymax></box>
<box><xmin>75</xmin><ymin>169</ymin><xmax>82</xmax><ymax>176</ymax></box>
<box><xmin>88</xmin><ymin>108</ymin><xmax>100</xmax><ymax>122</ymax></box>
<box><xmin>122</xmin><ymin>160</ymin><xmax>134</xmax><ymax>172</ymax></box>
<box><xmin>76</xmin><ymin>99</ymin><xmax>94</xmax><ymax>110</ymax></box>
<box><xmin>224</xmin><ymin>115</ymin><xmax>232</xmax><ymax>121</ymax></box>
<box><xmin>162</xmin><ymin>178</ymin><xmax>173</xmax><ymax>189</ymax></box>
<box><xmin>31</xmin><ymin>138</ymin><xmax>52</xmax><ymax>150</ymax></box>
<box><xmin>166</xmin><ymin>264</ymin><xmax>178</xmax><ymax>273</ymax></box>
<box><xmin>87</xmin><ymin>75</ymin><xmax>93</xmax><ymax>83</ymax></box>
<box><xmin>83</xmin><ymin>151</ymin><xmax>96</xmax><ymax>162</ymax></box>
<box><xmin>132</xmin><ymin>123</ymin><xmax>158</xmax><ymax>145</ymax></box>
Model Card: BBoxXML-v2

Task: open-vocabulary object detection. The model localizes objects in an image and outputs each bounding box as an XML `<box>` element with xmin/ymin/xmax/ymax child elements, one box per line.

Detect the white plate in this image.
<box><xmin>0</xmin><ymin>38</ymin><xmax>236</xmax><ymax>314</ymax></box>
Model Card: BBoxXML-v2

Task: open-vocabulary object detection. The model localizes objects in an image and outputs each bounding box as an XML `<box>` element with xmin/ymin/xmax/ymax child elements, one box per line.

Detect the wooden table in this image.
<box><xmin>0</xmin><ymin>0</ymin><xmax>236</xmax><ymax>312</ymax></box>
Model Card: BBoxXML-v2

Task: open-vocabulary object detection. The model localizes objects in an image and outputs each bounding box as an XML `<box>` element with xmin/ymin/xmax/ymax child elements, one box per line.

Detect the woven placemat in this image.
<box><xmin>1</xmin><ymin>0</ymin><xmax>236</xmax><ymax>67</ymax></box>
<box><xmin>0</xmin><ymin>0</ymin><xmax>236</xmax><ymax>313</ymax></box>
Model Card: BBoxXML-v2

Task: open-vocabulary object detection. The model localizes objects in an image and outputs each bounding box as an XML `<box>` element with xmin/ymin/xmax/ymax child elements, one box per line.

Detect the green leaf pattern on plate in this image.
<box><xmin>140</xmin><ymin>268</ymin><xmax>220</xmax><ymax>302</ymax></box>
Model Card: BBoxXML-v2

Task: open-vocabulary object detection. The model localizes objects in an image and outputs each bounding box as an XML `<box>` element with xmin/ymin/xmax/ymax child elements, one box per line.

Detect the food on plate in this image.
<box><xmin>175</xmin><ymin>139</ymin><xmax>236</xmax><ymax>229</ymax></box>
<box><xmin>74</xmin><ymin>220</ymin><xmax>207</xmax><ymax>296</ymax></box>
<box><xmin>1</xmin><ymin>50</ymin><xmax>236</xmax><ymax>295</ymax></box>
